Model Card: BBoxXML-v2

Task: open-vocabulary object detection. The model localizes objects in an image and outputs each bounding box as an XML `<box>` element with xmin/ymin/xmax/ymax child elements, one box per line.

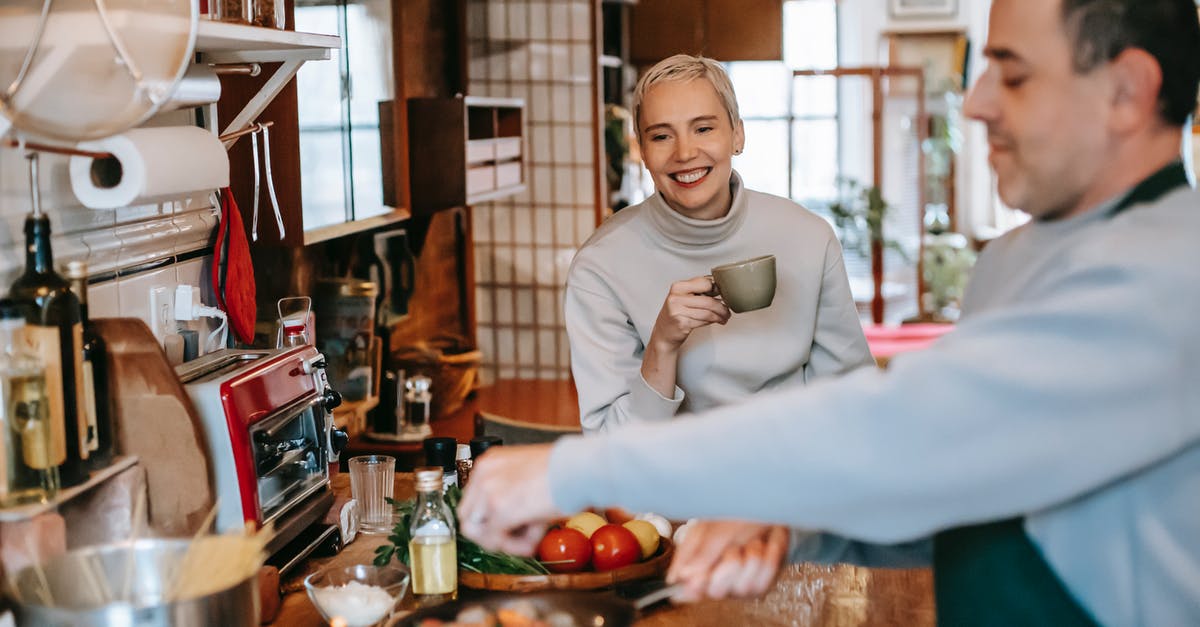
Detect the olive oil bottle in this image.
<box><xmin>8</xmin><ymin>154</ymin><xmax>88</xmax><ymax>487</ymax></box>
<box><xmin>409</xmin><ymin>467</ymin><xmax>457</xmax><ymax>604</ymax></box>
<box><xmin>0</xmin><ymin>300</ymin><xmax>57</xmax><ymax>506</ymax></box>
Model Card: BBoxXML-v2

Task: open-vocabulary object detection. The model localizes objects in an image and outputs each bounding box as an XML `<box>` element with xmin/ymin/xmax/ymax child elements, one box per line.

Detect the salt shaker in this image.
<box><xmin>404</xmin><ymin>375</ymin><xmax>433</xmax><ymax>432</ymax></box>
<box><xmin>455</xmin><ymin>443</ymin><xmax>473</xmax><ymax>488</ymax></box>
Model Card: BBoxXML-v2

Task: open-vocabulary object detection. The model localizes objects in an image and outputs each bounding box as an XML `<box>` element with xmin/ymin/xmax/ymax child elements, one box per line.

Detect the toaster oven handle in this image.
<box><xmin>259</xmin><ymin>396</ymin><xmax>325</xmax><ymax>439</ymax></box>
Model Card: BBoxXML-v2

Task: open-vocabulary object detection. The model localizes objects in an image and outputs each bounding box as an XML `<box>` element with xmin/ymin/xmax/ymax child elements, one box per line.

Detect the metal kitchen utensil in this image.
<box><xmin>10</xmin><ymin>538</ymin><xmax>260</xmax><ymax>627</ymax></box>
<box><xmin>0</xmin><ymin>0</ymin><xmax>198</xmax><ymax>141</ymax></box>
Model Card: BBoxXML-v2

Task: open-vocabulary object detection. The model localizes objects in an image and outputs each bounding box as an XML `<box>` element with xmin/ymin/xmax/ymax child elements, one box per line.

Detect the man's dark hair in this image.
<box><xmin>1062</xmin><ymin>0</ymin><xmax>1200</xmax><ymax>125</ymax></box>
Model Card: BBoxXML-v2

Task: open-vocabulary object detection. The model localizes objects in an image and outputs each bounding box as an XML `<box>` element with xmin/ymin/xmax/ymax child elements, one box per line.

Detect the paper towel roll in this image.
<box><xmin>69</xmin><ymin>126</ymin><xmax>230</xmax><ymax>209</ymax></box>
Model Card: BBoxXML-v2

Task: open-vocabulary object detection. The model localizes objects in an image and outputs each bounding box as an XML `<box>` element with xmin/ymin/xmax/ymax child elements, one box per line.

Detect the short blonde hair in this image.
<box><xmin>632</xmin><ymin>54</ymin><xmax>741</xmax><ymax>136</ymax></box>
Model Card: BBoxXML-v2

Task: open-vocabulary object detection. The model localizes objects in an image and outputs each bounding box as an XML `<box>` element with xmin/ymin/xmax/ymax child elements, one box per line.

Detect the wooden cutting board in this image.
<box><xmin>94</xmin><ymin>318</ymin><xmax>215</xmax><ymax>536</ymax></box>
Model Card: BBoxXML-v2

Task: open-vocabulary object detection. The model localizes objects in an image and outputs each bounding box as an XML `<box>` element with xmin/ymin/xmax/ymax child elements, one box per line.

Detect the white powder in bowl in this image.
<box><xmin>311</xmin><ymin>580</ymin><xmax>395</xmax><ymax>627</ymax></box>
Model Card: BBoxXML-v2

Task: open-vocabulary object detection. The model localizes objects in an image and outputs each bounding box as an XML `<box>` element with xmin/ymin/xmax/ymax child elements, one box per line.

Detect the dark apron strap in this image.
<box><xmin>933</xmin><ymin>520</ymin><xmax>1099</xmax><ymax>626</ymax></box>
<box><xmin>932</xmin><ymin>161</ymin><xmax>1189</xmax><ymax>626</ymax></box>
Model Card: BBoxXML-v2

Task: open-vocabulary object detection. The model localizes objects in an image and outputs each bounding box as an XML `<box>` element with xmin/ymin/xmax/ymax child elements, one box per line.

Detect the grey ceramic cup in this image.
<box><xmin>707</xmin><ymin>254</ymin><xmax>776</xmax><ymax>313</ymax></box>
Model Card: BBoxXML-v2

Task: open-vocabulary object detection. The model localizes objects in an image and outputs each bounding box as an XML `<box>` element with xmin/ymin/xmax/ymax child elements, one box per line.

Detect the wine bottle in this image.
<box><xmin>7</xmin><ymin>154</ymin><xmax>88</xmax><ymax>487</ymax></box>
<box><xmin>65</xmin><ymin>261</ymin><xmax>114</xmax><ymax>470</ymax></box>
<box><xmin>0</xmin><ymin>299</ymin><xmax>58</xmax><ymax>506</ymax></box>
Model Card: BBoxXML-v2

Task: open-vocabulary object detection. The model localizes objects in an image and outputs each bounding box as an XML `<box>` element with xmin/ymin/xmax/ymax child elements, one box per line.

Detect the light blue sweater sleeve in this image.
<box><xmin>548</xmin><ymin>245</ymin><xmax>1199</xmax><ymax>543</ymax></box>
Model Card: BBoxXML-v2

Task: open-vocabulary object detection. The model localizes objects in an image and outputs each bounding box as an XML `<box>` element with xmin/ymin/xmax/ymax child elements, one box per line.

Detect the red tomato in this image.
<box><xmin>590</xmin><ymin>524</ymin><xmax>641</xmax><ymax>572</ymax></box>
<box><xmin>537</xmin><ymin>527</ymin><xmax>592</xmax><ymax>573</ymax></box>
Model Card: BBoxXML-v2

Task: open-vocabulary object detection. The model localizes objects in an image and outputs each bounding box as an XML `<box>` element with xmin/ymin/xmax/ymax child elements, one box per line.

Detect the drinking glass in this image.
<box><xmin>349</xmin><ymin>455</ymin><xmax>396</xmax><ymax>534</ymax></box>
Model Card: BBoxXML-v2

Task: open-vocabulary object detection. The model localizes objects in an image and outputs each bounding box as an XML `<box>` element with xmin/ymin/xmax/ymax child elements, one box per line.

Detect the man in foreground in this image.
<box><xmin>461</xmin><ymin>0</ymin><xmax>1200</xmax><ymax>623</ymax></box>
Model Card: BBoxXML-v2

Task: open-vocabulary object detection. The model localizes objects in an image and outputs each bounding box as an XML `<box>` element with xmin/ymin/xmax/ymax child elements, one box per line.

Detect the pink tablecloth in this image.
<box><xmin>863</xmin><ymin>323</ymin><xmax>954</xmax><ymax>362</ymax></box>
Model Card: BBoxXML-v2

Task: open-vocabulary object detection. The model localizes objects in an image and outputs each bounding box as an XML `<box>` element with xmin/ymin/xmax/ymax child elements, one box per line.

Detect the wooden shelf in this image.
<box><xmin>301</xmin><ymin>208</ymin><xmax>412</xmax><ymax>246</ymax></box>
<box><xmin>408</xmin><ymin>96</ymin><xmax>527</xmax><ymax>213</ymax></box>
<box><xmin>0</xmin><ymin>456</ymin><xmax>138</xmax><ymax>523</ymax></box>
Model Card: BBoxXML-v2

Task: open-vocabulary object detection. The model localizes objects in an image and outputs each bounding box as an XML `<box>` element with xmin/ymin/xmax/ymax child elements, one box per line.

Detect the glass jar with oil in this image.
<box><xmin>409</xmin><ymin>467</ymin><xmax>457</xmax><ymax>604</ymax></box>
<box><xmin>0</xmin><ymin>299</ymin><xmax>57</xmax><ymax>506</ymax></box>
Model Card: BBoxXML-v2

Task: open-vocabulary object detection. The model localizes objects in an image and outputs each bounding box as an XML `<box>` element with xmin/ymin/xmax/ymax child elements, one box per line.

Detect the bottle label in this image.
<box><xmin>9</xmin><ymin>372</ymin><xmax>53</xmax><ymax>470</ymax></box>
<box><xmin>81</xmin><ymin>360</ymin><xmax>99</xmax><ymax>452</ymax></box>
<box><xmin>19</xmin><ymin>325</ymin><xmax>67</xmax><ymax>466</ymax></box>
<box><xmin>71</xmin><ymin>323</ymin><xmax>88</xmax><ymax>459</ymax></box>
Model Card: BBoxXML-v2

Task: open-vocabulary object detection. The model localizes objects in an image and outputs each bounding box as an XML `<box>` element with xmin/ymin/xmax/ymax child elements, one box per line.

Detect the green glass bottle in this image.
<box><xmin>7</xmin><ymin>154</ymin><xmax>88</xmax><ymax>487</ymax></box>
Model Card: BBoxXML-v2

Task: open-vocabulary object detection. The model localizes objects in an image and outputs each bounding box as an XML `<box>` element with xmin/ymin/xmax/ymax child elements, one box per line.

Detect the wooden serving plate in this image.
<box><xmin>459</xmin><ymin>538</ymin><xmax>674</xmax><ymax>592</ymax></box>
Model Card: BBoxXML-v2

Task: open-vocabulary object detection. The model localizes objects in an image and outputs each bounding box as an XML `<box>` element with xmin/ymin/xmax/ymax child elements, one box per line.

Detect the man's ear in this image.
<box><xmin>1108</xmin><ymin>48</ymin><xmax>1164</xmax><ymax>132</ymax></box>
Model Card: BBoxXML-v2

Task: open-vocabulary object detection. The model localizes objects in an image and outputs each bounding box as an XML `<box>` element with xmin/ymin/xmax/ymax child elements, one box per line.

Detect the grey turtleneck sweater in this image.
<box><xmin>565</xmin><ymin>172</ymin><xmax>874</xmax><ymax>433</ymax></box>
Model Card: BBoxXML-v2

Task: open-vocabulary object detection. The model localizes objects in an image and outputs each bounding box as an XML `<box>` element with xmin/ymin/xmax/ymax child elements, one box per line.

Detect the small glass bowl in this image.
<box><xmin>304</xmin><ymin>564</ymin><xmax>410</xmax><ymax>627</ymax></box>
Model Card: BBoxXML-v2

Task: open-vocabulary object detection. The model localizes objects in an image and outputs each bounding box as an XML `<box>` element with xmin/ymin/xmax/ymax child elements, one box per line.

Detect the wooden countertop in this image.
<box><xmin>343</xmin><ymin>379</ymin><xmax>581</xmax><ymax>469</ymax></box>
<box><xmin>271</xmin><ymin>473</ymin><xmax>935</xmax><ymax>626</ymax></box>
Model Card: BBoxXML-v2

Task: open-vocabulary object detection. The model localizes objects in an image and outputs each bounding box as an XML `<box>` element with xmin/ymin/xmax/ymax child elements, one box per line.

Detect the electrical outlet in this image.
<box><xmin>147</xmin><ymin>286</ymin><xmax>174</xmax><ymax>344</ymax></box>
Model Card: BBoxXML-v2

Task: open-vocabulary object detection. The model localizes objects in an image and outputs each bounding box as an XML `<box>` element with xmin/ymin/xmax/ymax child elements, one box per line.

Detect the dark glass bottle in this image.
<box><xmin>65</xmin><ymin>261</ymin><xmax>114</xmax><ymax>470</ymax></box>
<box><xmin>7</xmin><ymin>154</ymin><xmax>88</xmax><ymax>487</ymax></box>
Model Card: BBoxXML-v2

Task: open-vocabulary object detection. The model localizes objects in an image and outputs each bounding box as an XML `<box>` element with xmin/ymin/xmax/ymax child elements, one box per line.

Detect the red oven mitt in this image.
<box><xmin>213</xmin><ymin>187</ymin><xmax>257</xmax><ymax>344</ymax></box>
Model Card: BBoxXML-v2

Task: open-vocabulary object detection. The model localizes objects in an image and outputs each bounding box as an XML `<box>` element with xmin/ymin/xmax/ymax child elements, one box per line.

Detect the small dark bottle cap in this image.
<box><xmin>469</xmin><ymin>436</ymin><xmax>503</xmax><ymax>459</ymax></box>
<box><xmin>423</xmin><ymin>437</ymin><xmax>458</xmax><ymax>472</ymax></box>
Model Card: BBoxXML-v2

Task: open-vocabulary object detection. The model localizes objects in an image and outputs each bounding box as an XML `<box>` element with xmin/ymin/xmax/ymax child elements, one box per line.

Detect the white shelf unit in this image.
<box><xmin>195</xmin><ymin>21</ymin><xmax>341</xmax><ymax>145</ymax></box>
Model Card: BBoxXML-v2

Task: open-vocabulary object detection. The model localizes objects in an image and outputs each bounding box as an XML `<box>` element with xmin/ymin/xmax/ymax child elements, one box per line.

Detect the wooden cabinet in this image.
<box><xmin>630</xmin><ymin>0</ymin><xmax>782</xmax><ymax>65</ymax></box>
<box><xmin>406</xmin><ymin>96</ymin><xmax>526</xmax><ymax>214</ymax></box>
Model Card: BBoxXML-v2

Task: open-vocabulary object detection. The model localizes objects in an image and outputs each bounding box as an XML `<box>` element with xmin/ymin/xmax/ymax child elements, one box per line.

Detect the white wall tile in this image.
<box><xmin>554</xmin><ymin>207</ymin><xmax>574</xmax><ymax>244</ymax></box>
<box><xmin>472</xmin><ymin>205</ymin><xmax>492</xmax><ymax>242</ymax></box>
<box><xmin>474</xmin><ymin>244</ymin><xmax>492</xmax><ymax>283</ymax></box>
<box><xmin>475</xmin><ymin>287</ymin><xmax>492</xmax><ymax>323</ymax></box>
<box><xmin>573</xmin><ymin>126</ymin><xmax>594</xmax><ymax>164</ymax></box>
<box><xmin>549</xmin><ymin>44</ymin><xmax>571</xmax><ymax>81</ymax></box>
<box><xmin>467</xmin><ymin>1</ymin><xmax>487</xmax><ymax>38</ymax></box>
<box><xmin>513</xmin><ymin>247</ymin><xmax>535</xmax><ymax>283</ymax></box>
<box><xmin>535</xmin><ymin>286</ymin><xmax>557</xmax><ymax>323</ymax></box>
<box><xmin>570</xmin><ymin>1</ymin><xmax>591</xmax><ymax>42</ymax></box>
<box><xmin>492</xmin><ymin>205</ymin><xmax>513</xmax><ymax>243</ymax></box>
<box><xmin>529</xmin><ymin>1</ymin><xmax>549</xmax><ymax>40</ymax></box>
<box><xmin>508</xmin><ymin>46</ymin><xmax>530</xmax><ymax>81</ymax></box>
<box><xmin>494</xmin><ymin>287</ymin><xmax>514</xmax><ymax>325</ymax></box>
<box><xmin>515</xmin><ymin>287</ymin><xmax>534</xmax><ymax>324</ymax></box>
<box><xmin>489</xmin><ymin>45</ymin><xmax>509</xmax><ymax>78</ymax></box>
<box><xmin>116</xmin><ymin>218</ymin><xmax>179</xmax><ymax>268</ymax></box>
<box><xmin>574</xmin><ymin>165</ymin><xmax>595</xmax><ymax>206</ymax></box>
<box><xmin>82</xmin><ymin>229</ymin><xmax>122</xmax><ymax>277</ymax></box>
<box><xmin>493</xmin><ymin>246</ymin><xmax>515</xmax><ymax>284</ymax></box>
<box><xmin>511</xmin><ymin>207</ymin><xmax>533</xmax><ymax>245</ymax></box>
<box><xmin>58</xmin><ymin>206</ymin><xmax>115</xmax><ymax>236</ymax></box>
<box><xmin>496</xmin><ymin>328</ymin><xmax>515</xmax><ymax>363</ymax></box>
<box><xmin>517</xmin><ymin>367</ymin><xmax>535</xmax><ymax>379</ymax></box>
<box><xmin>498</xmin><ymin>366</ymin><xmax>517</xmax><ymax>379</ymax></box>
<box><xmin>533</xmin><ymin>165</ymin><xmax>553</xmax><ymax>202</ymax></box>
<box><xmin>506</xmin><ymin>2</ymin><xmax>528</xmax><ymax>40</ymax></box>
<box><xmin>534</xmin><ymin>208</ymin><xmax>553</xmax><ymax>246</ymax></box>
<box><xmin>574</xmin><ymin>208</ymin><xmax>594</xmax><ymax>245</ymax></box>
<box><xmin>538</xmin><ymin>329</ymin><xmax>557</xmax><ymax>366</ymax></box>
<box><xmin>172</xmin><ymin>209</ymin><xmax>215</xmax><ymax>255</ymax></box>
<box><xmin>554</xmin><ymin>168</ymin><xmax>573</xmax><ymax>206</ymax></box>
<box><xmin>549</xmin><ymin>3</ymin><xmax>569</xmax><ymax>40</ymax></box>
<box><xmin>517</xmin><ymin>330</ymin><xmax>535</xmax><ymax>365</ymax></box>
<box><xmin>530</xmin><ymin>125</ymin><xmax>552</xmax><ymax>164</ymax></box>
<box><xmin>487</xmin><ymin>1</ymin><xmax>508</xmax><ymax>40</ymax></box>
<box><xmin>530</xmin><ymin>84</ymin><xmax>551</xmax><ymax>121</ymax></box>
<box><xmin>570</xmin><ymin>43</ymin><xmax>591</xmax><ymax>83</ymax></box>
<box><xmin>477</xmin><ymin>325</ymin><xmax>495</xmax><ymax>362</ymax></box>
<box><xmin>552</xmin><ymin>126</ymin><xmax>573</xmax><ymax>163</ymax></box>
<box><xmin>572</xmin><ymin>85</ymin><xmax>593</xmax><ymax>124</ymax></box>
<box><xmin>87</xmin><ymin>281</ymin><xmax>120</xmax><ymax>319</ymax></box>
<box><xmin>551</xmin><ymin>85</ymin><xmax>572</xmax><ymax>114</ymax></box>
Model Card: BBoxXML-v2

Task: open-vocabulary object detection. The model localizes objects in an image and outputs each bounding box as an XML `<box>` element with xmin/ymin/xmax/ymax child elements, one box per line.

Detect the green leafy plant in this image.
<box><xmin>373</xmin><ymin>485</ymin><xmax>548</xmax><ymax>575</ymax></box>
<box><xmin>827</xmin><ymin>177</ymin><xmax>912</xmax><ymax>264</ymax></box>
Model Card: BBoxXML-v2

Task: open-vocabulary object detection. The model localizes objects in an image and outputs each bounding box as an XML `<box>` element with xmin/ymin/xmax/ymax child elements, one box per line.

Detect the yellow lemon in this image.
<box><xmin>621</xmin><ymin>519</ymin><xmax>660</xmax><ymax>559</ymax></box>
<box><xmin>565</xmin><ymin>512</ymin><xmax>607</xmax><ymax>539</ymax></box>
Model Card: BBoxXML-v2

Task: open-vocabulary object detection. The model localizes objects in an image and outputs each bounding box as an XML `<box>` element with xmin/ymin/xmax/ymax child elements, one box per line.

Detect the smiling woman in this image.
<box><xmin>564</xmin><ymin>54</ymin><xmax>875</xmax><ymax>435</ymax></box>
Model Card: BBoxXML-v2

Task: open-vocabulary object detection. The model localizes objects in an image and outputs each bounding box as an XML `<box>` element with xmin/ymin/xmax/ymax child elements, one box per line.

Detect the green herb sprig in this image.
<box><xmin>374</xmin><ymin>485</ymin><xmax>548</xmax><ymax>575</ymax></box>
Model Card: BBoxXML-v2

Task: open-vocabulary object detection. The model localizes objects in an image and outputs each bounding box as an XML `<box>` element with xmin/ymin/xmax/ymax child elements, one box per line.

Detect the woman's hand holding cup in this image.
<box><xmin>650</xmin><ymin>275</ymin><xmax>732</xmax><ymax>350</ymax></box>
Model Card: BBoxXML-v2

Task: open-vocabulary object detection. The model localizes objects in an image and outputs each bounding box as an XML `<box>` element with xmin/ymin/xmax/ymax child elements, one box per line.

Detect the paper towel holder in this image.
<box><xmin>2</xmin><ymin>121</ymin><xmax>275</xmax><ymax>160</ymax></box>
